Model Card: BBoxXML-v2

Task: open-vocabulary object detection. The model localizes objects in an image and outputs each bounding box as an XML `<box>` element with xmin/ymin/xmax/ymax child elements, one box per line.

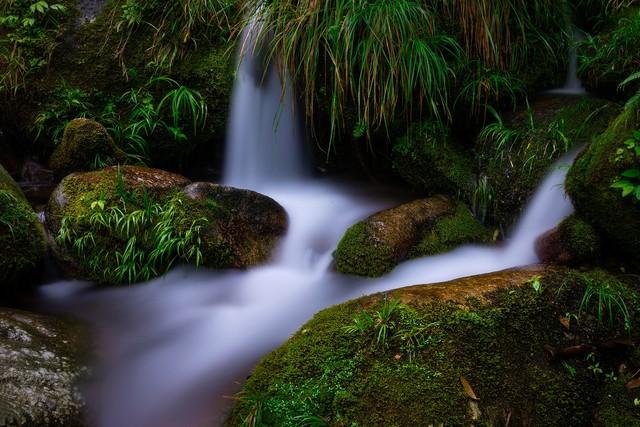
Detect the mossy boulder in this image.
<box><xmin>45</xmin><ymin>166</ymin><xmax>287</xmax><ymax>284</ymax></box>
<box><xmin>535</xmin><ymin>215</ymin><xmax>601</xmax><ymax>266</ymax></box>
<box><xmin>49</xmin><ymin>118</ymin><xmax>127</xmax><ymax>178</ymax></box>
<box><xmin>566</xmin><ymin>99</ymin><xmax>640</xmax><ymax>267</ymax></box>
<box><xmin>392</xmin><ymin>122</ymin><xmax>475</xmax><ymax>199</ymax></box>
<box><xmin>183</xmin><ymin>182</ymin><xmax>288</xmax><ymax>268</ymax></box>
<box><xmin>479</xmin><ymin>95</ymin><xmax>619</xmax><ymax>227</ymax></box>
<box><xmin>0</xmin><ymin>308</ymin><xmax>87</xmax><ymax>427</ymax></box>
<box><xmin>334</xmin><ymin>196</ymin><xmax>488</xmax><ymax>277</ymax></box>
<box><xmin>0</xmin><ymin>164</ymin><xmax>46</xmax><ymax>288</ymax></box>
<box><xmin>227</xmin><ymin>267</ymin><xmax>640</xmax><ymax>426</ymax></box>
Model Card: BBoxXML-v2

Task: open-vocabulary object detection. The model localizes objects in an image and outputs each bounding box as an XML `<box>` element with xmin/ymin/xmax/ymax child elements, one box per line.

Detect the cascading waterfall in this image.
<box><xmin>224</xmin><ymin>17</ymin><xmax>307</xmax><ymax>190</ymax></box>
<box><xmin>549</xmin><ymin>27</ymin><xmax>587</xmax><ymax>95</ymax></box>
<box><xmin>37</xmin><ymin>19</ymin><xmax>582</xmax><ymax>427</ymax></box>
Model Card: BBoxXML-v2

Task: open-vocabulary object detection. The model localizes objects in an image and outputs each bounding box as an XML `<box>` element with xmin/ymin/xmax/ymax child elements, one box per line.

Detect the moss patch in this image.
<box><xmin>0</xmin><ymin>165</ymin><xmax>46</xmax><ymax>288</ymax></box>
<box><xmin>334</xmin><ymin>221</ymin><xmax>397</xmax><ymax>278</ymax></box>
<box><xmin>557</xmin><ymin>214</ymin><xmax>601</xmax><ymax>265</ymax></box>
<box><xmin>227</xmin><ymin>269</ymin><xmax>640</xmax><ymax>426</ymax></box>
<box><xmin>409</xmin><ymin>203</ymin><xmax>489</xmax><ymax>258</ymax></box>
<box><xmin>392</xmin><ymin>121</ymin><xmax>475</xmax><ymax>199</ymax></box>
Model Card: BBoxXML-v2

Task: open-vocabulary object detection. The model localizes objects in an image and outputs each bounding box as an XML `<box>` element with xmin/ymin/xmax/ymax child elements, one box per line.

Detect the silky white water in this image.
<box><xmin>37</xmin><ymin>21</ymin><xmax>578</xmax><ymax>427</ymax></box>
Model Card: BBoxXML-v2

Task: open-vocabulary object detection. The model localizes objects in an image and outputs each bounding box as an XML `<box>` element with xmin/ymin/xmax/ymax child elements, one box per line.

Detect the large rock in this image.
<box><xmin>48</xmin><ymin>119</ymin><xmax>127</xmax><ymax>178</ymax></box>
<box><xmin>45</xmin><ymin>166</ymin><xmax>287</xmax><ymax>284</ymax></box>
<box><xmin>535</xmin><ymin>215</ymin><xmax>600</xmax><ymax>266</ymax></box>
<box><xmin>0</xmin><ymin>164</ymin><xmax>46</xmax><ymax>288</ymax></box>
<box><xmin>566</xmin><ymin>98</ymin><xmax>640</xmax><ymax>266</ymax></box>
<box><xmin>334</xmin><ymin>196</ymin><xmax>488</xmax><ymax>277</ymax></box>
<box><xmin>183</xmin><ymin>183</ymin><xmax>288</xmax><ymax>268</ymax></box>
<box><xmin>227</xmin><ymin>267</ymin><xmax>640</xmax><ymax>426</ymax></box>
<box><xmin>0</xmin><ymin>308</ymin><xmax>86</xmax><ymax>426</ymax></box>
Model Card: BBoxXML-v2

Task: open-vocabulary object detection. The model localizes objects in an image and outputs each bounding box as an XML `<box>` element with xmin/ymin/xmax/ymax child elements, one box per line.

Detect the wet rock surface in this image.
<box><xmin>0</xmin><ymin>308</ymin><xmax>87</xmax><ymax>427</ymax></box>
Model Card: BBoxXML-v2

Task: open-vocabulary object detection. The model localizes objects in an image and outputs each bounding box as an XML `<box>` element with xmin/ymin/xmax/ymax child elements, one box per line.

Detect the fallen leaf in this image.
<box><xmin>626</xmin><ymin>378</ymin><xmax>640</xmax><ymax>390</ymax></box>
<box><xmin>460</xmin><ymin>376</ymin><xmax>479</xmax><ymax>401</ymax></box>
<box><xmin>559</xmin><ymin>316</ymin><xmax>570</xmax><ymax>331</ymax></box>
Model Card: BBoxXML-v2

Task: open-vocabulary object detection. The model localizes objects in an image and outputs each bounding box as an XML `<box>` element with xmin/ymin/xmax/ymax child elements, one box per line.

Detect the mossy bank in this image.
<box><xmin>227</xmin><ymin>267</ymin><xmax>640</xmax><ymax>426</ymax></box>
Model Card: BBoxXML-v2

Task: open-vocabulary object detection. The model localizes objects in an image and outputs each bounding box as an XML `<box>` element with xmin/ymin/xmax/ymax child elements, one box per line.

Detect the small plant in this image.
<box><xmin>611</xmin><ymin>129</ymin><xmax>640</xmax><ymax>201</ymax></box>
<box><xmin>586</xmin><ymin>353</ymin><xmax>604</xmax><ymax>377</ymax></box>
<box><xmin>562</xmin><ymin>361</ymin><xmax>577</xmax><ymax>379</ymax></box>
<box><xmin>527</xmin><ymin>275</ymin><xmax>543</xmax><ymax>294</ymax></box>
<box><xmin>579</xmin><ymin>273</ymin><xmax>632</xmax><ymax>332</ymax></box>
<box><xmin>344</xmin><ymin>296</ymin><xmax>435</xmax><ymax>360</ymax></box>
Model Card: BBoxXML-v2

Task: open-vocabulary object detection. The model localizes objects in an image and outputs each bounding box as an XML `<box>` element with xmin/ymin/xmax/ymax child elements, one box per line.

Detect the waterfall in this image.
<box><xmin>223</xmin><ymin>17</ymin><xmax>308</xmax><ymax>190</ymax></box>
<box><xmin>36</xmin><ymin>18</ymin><xmax>581</xmax><ymax>427</ymax></box>
<box><xmin>548</xmin><ymin>28</ymin><xmax>587</xmax><ymax>95</ymax></box>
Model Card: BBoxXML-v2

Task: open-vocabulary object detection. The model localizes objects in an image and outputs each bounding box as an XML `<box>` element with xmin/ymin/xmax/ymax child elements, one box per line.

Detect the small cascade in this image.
<box><xmin>223</xmin><ymin>18</ymin><xmax>308</xmax><ymax>190</ymax></box>
<box><xmin>548</xmin><ymin>28</ymin><xmax>587</xmax><ymax>95</ymax></box>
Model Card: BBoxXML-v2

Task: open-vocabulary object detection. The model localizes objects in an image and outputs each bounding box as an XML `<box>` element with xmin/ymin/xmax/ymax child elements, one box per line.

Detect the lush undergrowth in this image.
<box><xmin>242</xmin><ymin>0</ymin><xmax>569</xmax><ymax>153</ymax></box>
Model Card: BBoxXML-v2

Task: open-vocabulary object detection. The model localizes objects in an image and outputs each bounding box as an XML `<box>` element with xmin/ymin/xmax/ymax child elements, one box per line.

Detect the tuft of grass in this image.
<box><xmin>242</xmin><ymin>0</ymin><xmax>460</xmax><ymax>152</ymax></box>
<box><xmin>579</xmin><ymin>273</ymin><xmax>632</xmax><ymax>332</ymax></box>
<box><xmin>110</xmin><ymin>0</ymin><xmax>233</xmax><ymax>73</ymax></box>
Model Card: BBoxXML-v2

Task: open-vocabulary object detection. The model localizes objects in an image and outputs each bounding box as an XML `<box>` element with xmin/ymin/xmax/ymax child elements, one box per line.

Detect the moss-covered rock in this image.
<box><xmin>49</xmin><ymin>118</ymin><xmax>127</xmax><ymax>178</ymax></box>
<box><xmin>535</xmin><ymin>215</ymin><xmax>601</xmax><ymax>266</ymax></box>
<box><xmin>183</xmin><ymin>182</ymin><xmax>288</xmax><ymax>268</ymax></box>
<box><xmin>0</xmin><ymin>307</ymin><xmax>87</xmax><ymax>427</ymax></box>
<box><xmin>392</xmin><ymin>122</ymin><xmax>475</xmax><ymax>199</ymax></box>
<box><xmin>0</xmin><ymin>164</ymin><xmax>46</xmax><ymax>288</ymax></box>
<box><xmin>334</xmin><ymin>196</ymin><xmax>487</xmax><ymax>277</ymax></box>
<box><xmin>409</xmin><ymin>202</ymin><xmax>490</xmax><ymax>258</ymax></box>
<box><xmin>479</xmin><ymin>95</ymin><xmax>619</xmax><ymax>227</ymax></box>
<box><xmin>566</xmin><ymin>98</ymin><xmax>640</xmax><ymax>267</ymax></box>
<box><xmin>227</xmin><ymin>267</ymin><xmax>640</xmax><ymax>426</ymax></box>
<box><xmin>45</xmin><ymin>166</ymin><xmax>287</xmax><ymax>284</ymax></box>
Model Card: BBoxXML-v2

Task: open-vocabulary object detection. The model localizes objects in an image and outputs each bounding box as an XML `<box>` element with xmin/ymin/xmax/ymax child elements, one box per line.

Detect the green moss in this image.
<box><xmin>566</xmin><ymin>97</ymin><xmax>640</xmax><ymax>266</ymax></box>
<box><xmin>334</xmin><ymin>222</ymin><xmax>396</xmax><ymax>278</ymax></box>
<box><xmin>557</xmin><ymin>215</ymin><xmax>601</xmax><ymax>264</ymax></box>
<box><xmin>49</xmin><ymin>118</ymin><xmax>128</xmax><ymax>177</ymax></box>
<box><xmin>227</xmin><ymin>270</ymin><xmax>640</xmax><ymax>426</ymax></box>
<box><xmin>0</xmin><ymin>191</ymin><xmax>46</xmax><ymax>287</ymax></box>
<box><xmin>410</xmin><ymin>203</ymin><xmax>488</xmax><ymax>257</ymax></box>
<box><xmin>0</xmin><ymin>163</ymin><xmax>24</xmax><ymax>198</ymax></box>
<box><xmin>480</xmin><ymin>96</ymin><xmax>619</xmax><ymax>227</ymax></box>
<box><xmin>392</xmin><ymin>121</ymin><xmax>475</xmax><ymax>199</ymax></box>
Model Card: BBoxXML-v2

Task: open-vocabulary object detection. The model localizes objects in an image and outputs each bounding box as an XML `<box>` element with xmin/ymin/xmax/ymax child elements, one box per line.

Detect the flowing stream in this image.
<box><xmin>37</xmin><ymin>22</ymin><xmax>579</xmax><ymax>427</ymax></box>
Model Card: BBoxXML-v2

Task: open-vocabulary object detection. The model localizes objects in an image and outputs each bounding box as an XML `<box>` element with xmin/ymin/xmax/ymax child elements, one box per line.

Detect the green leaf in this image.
<box><xmin>621</xmin><ymin>169</ymin><xmax>640</xmax><ymax>178</ymax></box>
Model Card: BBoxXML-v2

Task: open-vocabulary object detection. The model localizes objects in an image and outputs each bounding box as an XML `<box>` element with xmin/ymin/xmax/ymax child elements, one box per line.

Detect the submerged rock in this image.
<box><xmin>227</xmin><ymin>267</ymin><xmax>640</xmax><ymax>426</ymax></box>
<box><xmin>566</xmin><ymin>98</ymin><xmax>640</xmax><ymax>267</ymax></box>
<box><xmin>0</xmin><ymin>164</ymin><xmax>46</xmax><ymax>289</ymax></box>
<box><xmin>334</xmin><ymin>196</ymin><xmax>488</xmax><ymax>277</ymax></box>
<box><xmin>45</xmin><ymin>166</ymin><xmax>287</xmax><ymax>284</ymax></box>
<box><xmin>48</xmin><ymin>119</ymin><xmax>127</xmax><ymax>179</ymax></box>
<box><xmin>0</xmin><ymin>308</ymin><xmax>86</xmax><ymax>426</ymax></box>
